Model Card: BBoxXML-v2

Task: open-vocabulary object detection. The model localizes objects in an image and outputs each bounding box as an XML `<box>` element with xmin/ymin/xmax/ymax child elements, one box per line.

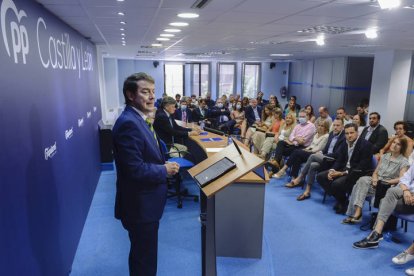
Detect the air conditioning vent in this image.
<box><xmin>191</xmin><ymin>0</ymin><xmax>212</xmax><ymax>9</ymax></box>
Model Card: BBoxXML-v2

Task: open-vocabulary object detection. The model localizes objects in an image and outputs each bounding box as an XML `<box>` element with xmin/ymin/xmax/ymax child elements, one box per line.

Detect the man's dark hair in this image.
<box><xmin>394</xmin><ymin>120</ymin><xmax>407</xmax><ymax>131</ymax></box>
<box><xmin>369</xmin><ymin>112</ymin><xmax>381</xmax><ymax>120</ymax></box>
<box><xmin>344</xmin><ymin>123</ymin><xmax>358</xmax><ymax>132</ymax></box>
<box><xmin>161</xmin><ymin>96</ymin><xmax>176</xmax><ymax>109</ymax></box>
<box><xmin>337</xmin><ymin>107</ymin><xmax>346</xmax><ymax>113</ymax></box>
<box><xmin>334</xmin><ymin>117</ymin><xmax>344</xmax><ymax>125</ymax></box>
<box><xmin>123</xmin><ymin>72</ymin><xmax>154</xmax><ymax>104</ymax></box>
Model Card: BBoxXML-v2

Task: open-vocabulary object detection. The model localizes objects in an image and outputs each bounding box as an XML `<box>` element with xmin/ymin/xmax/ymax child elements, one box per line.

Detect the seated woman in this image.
<box><xmin>252</xmin><ymin>108</ymin><xmax>284</xmax><ymax>155</ymax></box>
<box><xmin>243</xmin><ymin>104</ymin><xmax>274</xmax><ymax>146</ymax></box>
<box><xmin>273</xmin><ymin>119</ymin><xmax>329</xmax><ymax>180</ymax></box>
<box><xmin>353</xmin><ymin>157</ymin><xmax>414</xmax><ymax>249</ymax></box>
<box><xmin>283</xmin><ymin>98</ymin><xmax>299</xmax><ymax>119</ymax></box>
<box><xmin>352</xmin><ymin>113</ymin><xmax>366</xmax><ymax>135</ymax></box>
<box><xmin>260</xmin><ymin>113</ymin><xmax>296</xmax><ymax>160</ymax></box>
<box><xmin>342</xmin><ymin>137</ymin><xmax>409</xmax><ymax>224</ymax></box>
<box><xmin>305</xmin><ymin>104</ymin><xmax>316</xmax><ymax>124</ymax></box>
<box><xmin>376</xmin><ymin>121</ymin><xmax>414</xmax><ymax>160</ymax></box>
<box><xmin>224</xmin><ymin>99</ymin><xmax>245</xmax><ymax>134</ymax></box>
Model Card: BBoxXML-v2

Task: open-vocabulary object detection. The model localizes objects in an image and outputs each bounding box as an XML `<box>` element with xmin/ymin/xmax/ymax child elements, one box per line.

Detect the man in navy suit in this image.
<box><xmin>174</xmin><ymin>98</ymin><xmax>193</xmax><ymax>123</ymax></box>
<box><xmin>317</xmin><ymin>123</ymin><xmax>373</xmax><ymax>214</ymax></box>
<box><xmin>112</xmin><ymin>73</ymin><xmax>179</xmax><ymax>276</ymax></box>
<box><xmin>359</xmin><ymin>112</ymin><xmax>389</xmax><ymax>154</ymax></box>
<box><xmin>244</xmin><ymin>98</ymin><xmax>263</xmax><ymax>127</ymax></box>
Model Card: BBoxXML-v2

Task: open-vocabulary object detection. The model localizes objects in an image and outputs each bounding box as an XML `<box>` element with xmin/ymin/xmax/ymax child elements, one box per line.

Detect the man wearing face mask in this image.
<box><xmin>271</xmin><ymin>109</ymin><xmax>316</xmax><ymax>169</ymax></box>
<box><xmin>209</xmin><ymin>98</ymin><xmax>230</xmax><ymax>130</ymax></box>
<box><xmin>174</xmin><ymin>97</ymin><xmax>193</xmax><ymax>123</ymax></box>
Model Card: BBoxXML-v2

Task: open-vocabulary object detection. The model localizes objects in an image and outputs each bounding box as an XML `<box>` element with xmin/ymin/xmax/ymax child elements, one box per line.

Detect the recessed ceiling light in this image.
<box><xmin>120</xmin><ymin>28</ymin><xmax>125</xmax><ymax>31</ymax></box>
<box><xmin>160</xmin><ymin>33</ymin><xmax>175</xmax><ymax>37</ymax></box>
<box><xmin>365</xmin><ymin>28</ymin><xmax>378</xmax><ymax>39</ymax></box>
<box><xmin>177</xmin><ymin>13</ymin><xmax>199</xmax><ymax>18</ymax></box>
<box><xmin>378</xmin><ymin>0</ymin><xmax>401</xmax><ymax>9</ymax></box>
<box><xmin>121</xmin><ymin>37</ymin><xmax>125</xmax><ymax>40</ymax></box>
<box><xmin>403</xmin><ymin>5</ymin><xmax>414</xmax><ymax>9</ymax></box>
<box><xmin>117</xmin><ymin>12</ymin><xmax>125</xmax><ymax>16</ymax></box>
<box><xmin>121</xmin><ymin>33</ymin><xmax>125</xmax><ymax>36</ymax></box>
<box><xmin>156</xmin><ymin>37</ymin><xmax>170</xmax><ymax>41</ymax></box>
<box><xmin>152</xmin><ymin>43</ymin><xmax>162</xmax><ymax>47</ymax></box>
<box><xmin>169</xmin><ymin>22</ymin><xmax>189</xmax><ymax>27</ymax></box>
<box><xmin>164</xmin><ymin>28</ymin><xmax>181</xmax><ymax>33</ymax></box>
<box><xmin>316</xmin><ymin>35</ymin><xmax>325</xmax><ymax>46</ymax></box>
<box><xmin>120</xmin><ymin>21</ymin><xmax>126</xmax><ymax>25</ymax></box>
<box><xmin>117</xmin><ymin>0</ymin><xmax>125</xmax><ymax>2</ymax></box>
<box><xmin>270</xmin><ymin>54</ymin><xmax>292</xmax><ymax>57</ymax></box>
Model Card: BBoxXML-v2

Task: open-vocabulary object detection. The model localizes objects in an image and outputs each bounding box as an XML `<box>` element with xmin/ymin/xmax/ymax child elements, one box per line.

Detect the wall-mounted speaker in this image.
<box><xmin>153</xmin><ymin>61</ymin><xmax>159</xmax><ymax>68</ymax></box>
<box><xmin>269</xmin><ymin>62</ymin><xmax>276</xmax><ymax>69</ymax></box>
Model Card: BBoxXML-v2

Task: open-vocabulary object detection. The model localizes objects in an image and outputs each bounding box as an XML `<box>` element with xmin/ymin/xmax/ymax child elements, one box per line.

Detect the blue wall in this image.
<box><xmin>0</xmin><ymin>0</ymin><xmax>101</xmax><ymax>275</ymax></box>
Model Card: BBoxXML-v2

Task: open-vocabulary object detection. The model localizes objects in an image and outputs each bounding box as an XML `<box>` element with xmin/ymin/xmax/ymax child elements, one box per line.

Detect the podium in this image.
<box><xmin>188</xmin><ymin>141</ymin><xmax>265</xmax><ymax>276</ymax></box>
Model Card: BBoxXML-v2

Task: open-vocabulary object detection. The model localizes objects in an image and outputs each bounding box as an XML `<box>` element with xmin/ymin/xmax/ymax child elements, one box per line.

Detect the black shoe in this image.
<box><xmin>353</xmin><ymin>231</ymin><xmax>383</xmax><ymax>249</ymax></box>
<box><xmin>335</xmin><ymin>204</ymin><xmax>347</xmax><ymax>215</ymax></box>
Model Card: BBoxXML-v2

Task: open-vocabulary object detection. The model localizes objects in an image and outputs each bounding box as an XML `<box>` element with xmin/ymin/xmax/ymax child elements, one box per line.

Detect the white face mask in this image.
<box><xmin>236</xmin><ymin>104</ymin><xmax>241</xmax><ymax>110</ymax></box>
<box><xmin>298</xmin><ymin>117</ymin><xmax>307</xmax><ymax>125</ymax></box>
<box><xmin>217</xmin><ymin>103</ymin><xmax>223</xmax><ymax>108</ymax></box>
<box><xmin>181</xmin><ymin>105</ymin><xmax>187</xmax><ymax>110</ymax></box>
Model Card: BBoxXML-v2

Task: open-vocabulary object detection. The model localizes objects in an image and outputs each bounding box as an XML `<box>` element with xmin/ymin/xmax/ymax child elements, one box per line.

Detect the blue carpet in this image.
<box><xmin>71</xmin><ymin>171</ymin><xmax>414</xmax><ymax>275</ymax></box>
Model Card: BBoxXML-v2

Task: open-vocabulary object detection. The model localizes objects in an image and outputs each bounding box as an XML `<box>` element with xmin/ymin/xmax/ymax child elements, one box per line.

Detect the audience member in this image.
<box><xmin>284</xmin><ymin>95</ymin><xmax>301</xmax><ymax>111</ymax></box>
<box><xmin>253</xmin><ymin>108</ymin><xmax>284</xmax><ymax>155</ymax></box>
<box><xmin>174</xmin><ymin>98</ymin><xmax>193</xmax><ymax>123</ymax></box>
<box><xmin>209</xmin><ymin>98</ymin><xmax>231</xmax><ymax>130</ymax></box>
<box><xmin>261</xmin><ymin>113</ymin><xmax>295</xmax><ymax>160</ymax></box>
<box><xmin>377</xmin><ymin>121</ymin><xmax>413</xmax><ymax>159</ymax></box>
<box><xmin>244</xmin><ymin>98</ymin><xmax>263</xmax><ymax>130</ymax></box>
<box><xmin>205</xmin><ymin>92</ymin><xmax>215</xmax><ymax>108</ymax></box>
<box><xmin>352</xmin><ymin>114</ymin><xmax>366</xmax><ymax>134</ymax></box>
<box><xmin>392</xmin><ymin>242</ymin><xmax>414</xmax><ymax>275</ymax></box>
<box><xmin>330</xmin><ymin>107</ymin><xmax>352</xmax><ymax>132</ymax></box>
<box><xmin>271</xmin><ymin>109</ymin><xmax>316</xmax><ymax>169</ymax></box>
<box><xmin>257</xmin><ymin>91</ymin><xmax>268</xmax><ymax>107</ymax></box>
<box><xmin>353</xmin><ymin>164</ymin><xmax>414</xmax><ymax>249</ymax></box>
<box><xmin>192</xmin><ymin>98</ymin><xmax>209</xmax><ymax>123</ymax></box>
<box><xmin>305</xmin><ymin>104</ymin><xmax>316</xmax><ymax>123</ymax></box>
<box><xmin>269</xmin><ymin>94</ymin><xmax>282</xmax><ymax>109</ymax></box>
<box><xmin>316</xmin><ymin>123</ymin><xmax>373</xmax><ymax>214</ymax></box>
<box><xmin>295</xmin><ymin>118</ymin><xmax>346</xmax><ymax>199</ymax></box>
<box><xmin>283</xmin><ymin>98</ymin><xmax>299</xmax><ymax>119</ymax></box>
<box><xmin>360</xmin><ymin>112</ymin><xmax>389</xmax><ymax>154</ymax></box>
<box><xmin>244</xmin><ymin>105</ymin><xmax>273</xmax><ymax>145</ymax></box>
<box><xmin>275</xmin><ymin>119</ymin><xmax>329</xmax><ymax>180</ymax></box>
<box><xmin>314</xmin><ymin>106</ymin><xmax>333</xmax><ymax>129</ymax></box>
<box><xmin>343</xmin><ymin>137</ymin><xmax>409</xmax><ymax>224</ymax></box>
<box><xmin>227</xmin><ymin>99</ymin><xmax>245</xmax><ymax>134</ymax></box>
<box><xmin>153</xmin><ymin>97</ymin><xmax>200</xmax><ymax>156</ymax></box>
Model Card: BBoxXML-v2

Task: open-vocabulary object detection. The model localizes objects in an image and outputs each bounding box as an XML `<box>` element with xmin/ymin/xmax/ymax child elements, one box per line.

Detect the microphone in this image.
<box><xmin>203</xmin><ymin>126</ymin><xmax>225</xmax><ymax>136</ymax></box>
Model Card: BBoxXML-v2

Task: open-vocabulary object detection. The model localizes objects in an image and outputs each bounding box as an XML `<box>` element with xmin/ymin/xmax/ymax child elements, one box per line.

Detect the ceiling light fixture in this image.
<box><xmin>160</xmin><ymin>33</ymin><xmax>175</xmax><ymax>37</ymax></box>
<box><xmin>151</xmin><ymin>43</ymin><xmax>162</xmax><ymax>47</ymax></box>
<box><xmin>377</xmin><ymin>0</ymin><xmax>401</xmax><ymax>9</ymax></box>
<box><xmin>121</xmin><ymin>37</ymin><xmax>125</xmax><ymax>40</ymax></box>
<box><xmin>169</xmin><ymin>22</ymin><xmax>189</xmax><ymax>27</ymax></box>
<box><xmin>164</xmin><ymin>28</ymin><xmax>181</xmax><ymax>33</ymax></box>
<box><xmin>156</xmin><ymin>37</ymin><xmax>170</xmax><ymax>41</ymax></box>
<box><xmin>316</xmin><ymin>35</ymin><xmax>325</xmax><ymax>46</ymax></box>
<box><xmin>120</xmin><ymin>21</ymin><xmax>126</xmax><ymax>25</ymax></box>
<box><xmin>270</xmin><ymin>54</ymin><xmax>292</xmax><ymax>57</ymax></box>
<box><xmin>177</xmin><ymin>13</ymin><xmax>199</xmax><ymax>18</ymax></box>
<box><xmin>365</xmin><ymin>28</ymin><xmax>378</xmax><ymax>39</ymax></box>
<box><xmin>121</xmin><ymin>33</ymin><xmax>125</xmax><ymax>36</ymax></box>
<box><xmin>117</xmin><ymin>0</ymin><xmax>125</xmax><ymax>2</ymax></box>
<box><xmin>117</xmin><ymin>12</ymin><xmax>125</xmax><ymax>16</ymax></box>
<box><xmin>120</xmin><ymin>28</ymin><xmax>125</xmax><ymax>31</ymax></box>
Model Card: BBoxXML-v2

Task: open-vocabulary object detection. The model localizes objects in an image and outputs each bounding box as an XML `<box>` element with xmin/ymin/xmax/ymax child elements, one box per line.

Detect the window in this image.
<box><xmin>191</xmin><ymin>63</ymin><xmax>210</xmax><ymax>97</ymax></box>
<box><xmin>242</xmin><ymin>63</ymin><xmax>261</xmax><ymax>99</ymax></box>
<box><xmin>164</xmin><ymin>64</ymin><xmax>184</xmax><ymax>97</ymax></box>
<box><xmin>217</xmin><ymin>63</ymin><xmax>236</xmax><ymax>98</ymax></box>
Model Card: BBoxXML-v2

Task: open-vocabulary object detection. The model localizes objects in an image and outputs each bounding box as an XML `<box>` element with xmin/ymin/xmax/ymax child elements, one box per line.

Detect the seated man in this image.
<box><xmin>271</xmin><ymin>109</ymin><xmax>316</xmax><ymax>169</ymax></box>
<box><xmin>208</xmin><ymin>98</ymin><xmax>230</xmax><ymax>130</ymax></box>
<box><xmin>154</xmin><ymin>96</ymin><xmax>200</xmax><ymax>156</ymax></box>
<box><xmin>257</xmin><ymin>91</ymin><xmax>268</xmax><ymax>107</ymax></box>
<box><xmin>192</xmin><ymin>98</ymin><xmax>210</xmax><ymax>124</ymax></box>
<box><xmin>353</xmin><ymin>163</ymin><xmax>414</xmax><ymax>249</ymax></box>
<box><xmin>294</xmin><ymin>118</ymin><xmax>345</xmax><ymax>199</ymax></box>
<box><xmin>343</xmin><ymin>137</ymin><xmax>409</xmax><ymax>224</ymax></box>
<box><xmin>314</xmin><ymin>106</ymin><xmax>332</xmax><ymax>129</ymax></box>
<box><xmin>174</xmin><ymin>98</ymin><xmax>193</xmax><ymax>123</ymax></box>
<box><xmin>360</xmin><ymin>112</ymin><xmax>389</xmax><ymax>154</ymax></box>
<box><xmin>316</xmin><ymin>123</ymin><xmax>373</xmax><ymax>214</ymax></box>
<box><xmin>205</xmin><ymin>92</ymin><xmax>215</xmax><ymax>108</ymax></box>
<box><xmin>329</xmin><ymin>107</ymin><xmax>352</xmax><ymax>132</ymax></box>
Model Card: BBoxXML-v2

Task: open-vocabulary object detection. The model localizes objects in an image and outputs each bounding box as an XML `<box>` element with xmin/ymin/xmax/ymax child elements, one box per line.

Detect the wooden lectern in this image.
<box><xmin>188</xmin><ymin>141</ymin><xmax>265</xmax><ymax>276</ymax></box>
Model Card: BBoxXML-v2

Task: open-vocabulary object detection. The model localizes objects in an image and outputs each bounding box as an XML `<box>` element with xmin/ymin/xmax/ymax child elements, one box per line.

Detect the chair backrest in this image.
<box><xmin>159</xmin><ymin>139</ymin><xmax>169</xmax><ymax>158</ymax></box>
<box><xmin>372</xmin><ymin>155</ymin><xmax>378</xmax><ymax>169</ymax></box>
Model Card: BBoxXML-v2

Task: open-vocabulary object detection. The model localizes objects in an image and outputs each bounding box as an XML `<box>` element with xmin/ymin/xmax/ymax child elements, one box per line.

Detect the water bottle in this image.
<box><xmin>228</xmin><ymin>135</ymin><xmax>233</xmax><ymax>145</ymax></box>
<box><xmin>199</xmin><ymin>120</ymin><xmax>205</xmax><ymax>130</ymax></box>
<box><xmin>384</xmin><ymin>231</ymin><xmax>392</xmax><ymax>242</ymax></box>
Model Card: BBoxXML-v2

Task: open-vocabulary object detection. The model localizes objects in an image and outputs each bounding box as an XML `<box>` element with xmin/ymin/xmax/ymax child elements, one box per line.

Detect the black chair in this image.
<box><xmin>160</xmin><ymin>140</ymin><xmax>199</xmax><ymax>208</ymax></box>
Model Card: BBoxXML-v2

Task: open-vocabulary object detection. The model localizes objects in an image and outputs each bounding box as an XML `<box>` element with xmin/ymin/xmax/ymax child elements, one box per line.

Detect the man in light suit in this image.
<box><xmin>112</xmin><ymin>72</ymin><xmax>179</xmax><ymax>276</ymax></box>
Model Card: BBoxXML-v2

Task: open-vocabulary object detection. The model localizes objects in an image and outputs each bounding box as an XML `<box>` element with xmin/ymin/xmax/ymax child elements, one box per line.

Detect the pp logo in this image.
<box><xmin>1</xmin><ymin>0</ymin><xmax>29</xmax><ymax>64</ymax></box>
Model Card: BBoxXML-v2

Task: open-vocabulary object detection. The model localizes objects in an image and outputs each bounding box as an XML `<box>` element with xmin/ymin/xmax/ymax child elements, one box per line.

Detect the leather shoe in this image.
<box><xmin>353</xmin><ymin>231</ymin><xmax>383</xmax><ymax>249</ymax></box>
